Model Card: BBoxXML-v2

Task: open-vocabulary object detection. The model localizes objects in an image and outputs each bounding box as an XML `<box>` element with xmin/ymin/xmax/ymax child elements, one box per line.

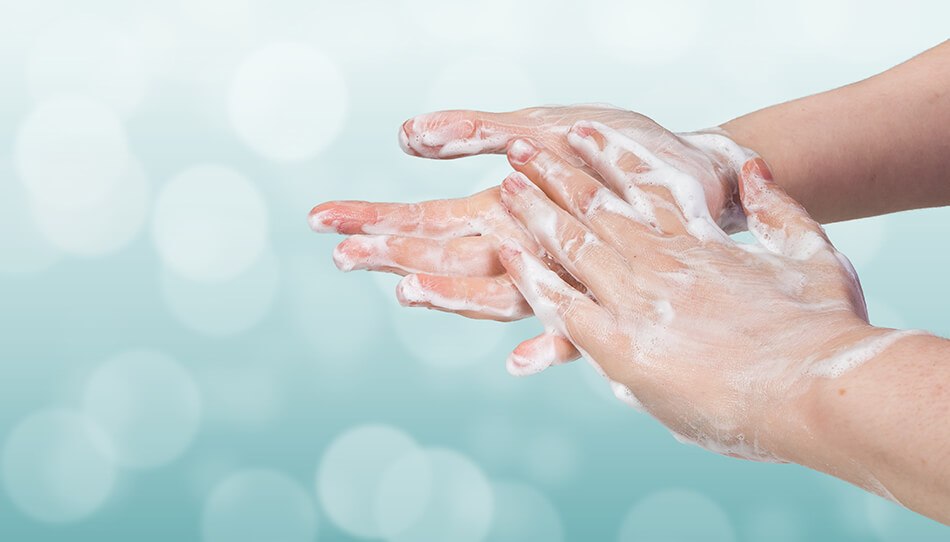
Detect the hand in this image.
<box><xmin>399</xmin><ymin>105</ymin><xmax>754</xmax><ymax>230</ymax></box>
<box><xmin>310</xmin><ymin>105</ymin><xmax>754</xmax><ymax>375</ymax></box>
<box><xmin>495</xmin><ymin>121</ymin><xmax>923</xmax><ymax>461</ymax></box>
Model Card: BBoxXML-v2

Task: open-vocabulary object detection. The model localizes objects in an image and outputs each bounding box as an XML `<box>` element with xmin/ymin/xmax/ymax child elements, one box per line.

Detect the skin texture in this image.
<box><xmin>496</xmin><ymin>129</ymin><xmax>950</xmax><ymax>524</ymax></box>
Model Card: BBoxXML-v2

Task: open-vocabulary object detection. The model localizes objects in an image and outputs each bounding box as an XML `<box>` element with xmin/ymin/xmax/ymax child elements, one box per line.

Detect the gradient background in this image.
<box><xmin>1</xmin><ymin>1</ymin><xmax>949</xmax><ymax>540</ymax></box>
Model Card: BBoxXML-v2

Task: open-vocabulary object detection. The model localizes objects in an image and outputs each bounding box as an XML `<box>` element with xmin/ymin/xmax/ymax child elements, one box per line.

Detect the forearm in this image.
<box><xmin>721</xmin><ymin>40</ymin><xmax>950</xmax><ymax>223</ymax></box>
<box><xmin>784</xmin><ymin>329</ymin><xmax>950</xmax><ymax>524</ymax></box>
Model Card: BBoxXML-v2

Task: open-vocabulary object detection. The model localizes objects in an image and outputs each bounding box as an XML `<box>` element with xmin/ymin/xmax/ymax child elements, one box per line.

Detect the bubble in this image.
<box><xmin>388</xmin><ymin>448</ymin><xmax>494</xmax><ymax>542</ymax></box>
<box><xmin>82</xmin><ymin>350</ymin><xmax>201</xmax><ymax>469</ymax></box>
<box><xmin>617</xmin><ymin>488</ymin><xmax>736</xmax><ymax>542</ymax></box>
<box><xmin>865</xmin><ymin>492</ymin><xmax>948</xmax><ymax>542</ymax></box>
<box><xmin>426</xmin><ymin>55</ymin><xmax>538</xmax><ymax>113</ymax></box>
<box><xmin>27</xmin><ymin>18</ymin><xmax>148</xmax><ymax>114</ymax></box>
<box><xmin>30</xmin><ymin>157</ymin><xmax>149</xmax><ymax>257</ymax></box>
<box><xmin>589</xmin><ymin>0</ymin><xmax>705</xmax><ymax>66</ymax></box>
<box><xmin>0</xmin><ymin>160</ymin><xmax>61</xmax><ymax>273</ymax></box>
<box><xmin>152</xmin><ymin>165</ymin><xmax>269</xmax><ymax>282</ymax></box>
<box><xmin>162</xmin><ymin>248</ymin><xmax>279</xmax><ymax>336</ymax></box>
<box><xmin>485</xmin><ymin>480</ymin><xmax>564</xmax><ymax>542</ymax></box>
<box><xmin>391</xmin><ymin>302</ymin><xmax>508</xmax><ymax>370</ymax></box>
<box><xmin>317</xmin><ymin>424</ymin><xmax>424</xmax><ymax>538</ymax></box>
<box><xmin>202</xmin><ymin>469</ymin><xmax>317</xmax><ymax>542</ymax></box>
<box><xmin>228</xmin><ymin>42</ymin><xmax>347</xmax><ymax>162</ymax></box>
<box><xmin>2</xmin><ymin>409</ymin><xmax>116</xmax><ymax>523</ymax></box>
<box><xmin>15</xmin><ymin>96</ymin><xmax>129</xmax><ymax>209</ymax></box>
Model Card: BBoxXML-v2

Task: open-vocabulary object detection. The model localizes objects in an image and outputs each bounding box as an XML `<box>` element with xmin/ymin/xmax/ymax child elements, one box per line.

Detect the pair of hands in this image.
<box><xmin>310</xmin><ymin>106</ymin><xmax>750</xmax><ymax>373</ymax></box>
<box><xmin>310</xmin><ymin>105</ymin><xmax>879</xmax><ymax>461</ymax></box>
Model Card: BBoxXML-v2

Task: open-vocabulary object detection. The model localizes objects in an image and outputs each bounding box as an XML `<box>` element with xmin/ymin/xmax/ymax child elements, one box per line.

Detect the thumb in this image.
<box><xmin>738</xmin><ymin>158</ymin><xmax>832</xmax><ymax>260</ymax></box>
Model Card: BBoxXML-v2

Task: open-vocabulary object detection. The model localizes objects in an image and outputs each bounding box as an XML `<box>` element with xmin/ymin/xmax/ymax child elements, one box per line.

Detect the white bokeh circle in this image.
<box><xmin>31</xmin><ymin>157</ymin><xmax>149</xmax><ymax>257</ymax></box>
<box><xmin>27</xmin><ymin>18</ymin><xmax>148</xmax><ymax>114</ymax></box>
<box><xmin>162</xmin><ymin>248</ymin><xmax>279</xmax><ymax>336</ymax></box>
<box><xmin>2</xmin><ymin>408</ymin><xmax>116</xmax><ymax>523</ymax></box>
<box><xmin>391</xmin><ymin>301</ymin><xmax>507</xmax><ymax>370</ymax></box>
<box><xmin>388</xmin><ymin>448</ymin><xmax>494</xmax><ymax>542</ymax></box>
<box><xmin>0</xmin><ymin>160</ymin><xmax>61</xmax><ymax>273</ymax></box>
<box><xmin>617</xmin><ymin>488</ymin><xmax>735</xmax><ymax>542</ymax></box>
<box><xmin>426</xmin><ymin>55</ymin><xmax>538</xmax><ymax>113</ymax></box>
<box><xmin>317</xmin><ymin>424</ymin><xmax>424</xmax><ymax>538</ymax></box>
<box><xmin>202</xmin><ymin>469</ymin><xmax>317</xmax><ymax>542</ymax></box>
<box><xmin>485</xmin><ymin>480</ymin><xmax>564</xmax><ymax>542</ymax></box>
<box><xmin>588</xmin><ymin>0</ymin><xmax>705</xmax><ymax>66</ymax></box>
<box><xmin>153</xmin><ymin>164</ymin><xmax>269</xmax><ymax>282</ymax></box>
<box><xmin>373</xmin><ymin>445</ymin><xmax>434</xmax><ymax>538</ymax></box>
<box><xmin>228</xmin><ymin>42</ymin><xmax>347</xmax><ymax>162</ymax></box>
<box><xmin>15</xmin><ymin>96</ymin><xmax>129</xmax><ymax>209</ymax></box>
<box><xmin>82</xmin><ymin>350</ymin><xmax>202</xmax><ymax>469</ymax></box>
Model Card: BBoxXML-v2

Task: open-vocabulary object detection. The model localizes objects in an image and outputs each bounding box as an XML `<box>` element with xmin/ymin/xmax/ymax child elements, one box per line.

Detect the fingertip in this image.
<box><xmin>308</xmin><ymin>203</ymin><xmax>335</xmax><ymax>232</ymax></box>
<box><xmin>398</xmin><ymin>119</ymin><xmax>415</xmax><ymax>155</ymax></box>
<box><xmin>568</xmin><ymin>121</ymin><xmax>597</xmax><ymax>139</ymax></box>
<box><xmin>396</xmin><ymin>273</ymin><xmax>426</xmax><ymax>307</ymax></box>
<box><xmin>506</xmin><ymin>351</ymin><xmax>550</xmax><ymax>377</ymax></box>
<box><xmin>507</xmin><ymin>138</ymin><xmax>540</xmax><ymax>166</ymax></box>
<box><xmin>496</xmin><ymin>238</ymin><xmax>523</xmax><ymax>263</ymax></box>
<box><xmin>331</xmin><ymin>240</ymin><xmax>356</xmax><ymax>272</ymax></box>
<box><xmin>500</xmin><ymin>171</ymin><xmax>530</xmax><ymax>196</ymax></box>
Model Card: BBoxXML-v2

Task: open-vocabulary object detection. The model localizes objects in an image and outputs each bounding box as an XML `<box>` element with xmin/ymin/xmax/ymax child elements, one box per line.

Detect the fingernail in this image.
<box><xmin>508</xmin><ymin>139</ymin><xmax>539</xmax><ymax>165</ymax></box>
<box><xmin>570</xmin><ymin>123</ymin><xmax>596</xmax><ymax>139</ymax></box>
<box><xmin>747</xmin><ymin>158</ymin><xmax>773</xmax><ymax>183</ymax></box>
<box><xmin>501</xmin><ymin>172</ymin><xmax>530</xmax><ymax>193</ymax></box>
<box><xmin>497</xmin><ymin>239</ymin><xmax>522</xmax><ymax>260</ymax></box>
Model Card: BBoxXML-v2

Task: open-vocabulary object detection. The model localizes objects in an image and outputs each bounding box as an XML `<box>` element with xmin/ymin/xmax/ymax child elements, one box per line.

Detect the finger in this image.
<box><xmin>500</xmin><ymin>172</ymin><xmax>629</xmax><ymax>306</ymax></box>
<box><xmin>333</xmin><ymin>235</ymin><xmax>503</xmax><ymax>276</ymax></box>
<box><xmin>395</xmin><ymin>273</ymin><xmax>531</xmax><ymax>322</ymax></box>
<box><xmin>497</xmin><ymin>238</ymin><xmax>614</xmax><ymax>367</ymax></box>
<box><xmin>309</xmin><ymin>188</ymin><xmax>499</xmax><ymax>239</ymax></box>
<box><xmin>738</xmin><ymin>158</ymin><xmax>833</xmax><ymax>260</ymax></box>
<box><xmin>568</xmin><ymin>121</ymin><xmax>724</xmax><ymax>241</ymax></box>
<box><xmin>506</xmin><ymin>138</ymin><xmax>654</xmax><ymax>241</ymax></box>
<box><xmin>507</xmin><ymin>332</ymin><xmax>580</xmax><ymax>377</ymax></box>
<box><xmin>399</xmin><ymin>109</ymin><xmax>548</xmax><ymax>159</ymax></box>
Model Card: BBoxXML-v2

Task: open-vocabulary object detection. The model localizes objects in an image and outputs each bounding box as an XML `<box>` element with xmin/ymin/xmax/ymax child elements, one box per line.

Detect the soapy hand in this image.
<box><xmin>310</xmin><ymin>105</ymin><xmax>754</xmax><ymax>375</ymax></box>
<box><xmin>496</xmin><ymin>122</ymin><xmax>923</xmax><ymax>461</ymax></box>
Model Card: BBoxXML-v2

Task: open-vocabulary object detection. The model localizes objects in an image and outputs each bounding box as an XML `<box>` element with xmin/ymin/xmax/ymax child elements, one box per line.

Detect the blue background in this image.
<box><xmin>1</xmin><ymin>0</ymin><xmax>949</xmax><ymax>540</ymax></box>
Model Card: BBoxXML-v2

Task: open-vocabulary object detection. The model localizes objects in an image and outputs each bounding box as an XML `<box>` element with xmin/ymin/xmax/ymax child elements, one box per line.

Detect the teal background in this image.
<box><xmin>1</xmin><ymin>0</ymin><xmax>949</xmax><ymax>540</ymax></box>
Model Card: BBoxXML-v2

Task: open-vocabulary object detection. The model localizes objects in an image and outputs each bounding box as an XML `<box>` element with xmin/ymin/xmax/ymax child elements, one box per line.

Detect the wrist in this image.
<box><xmin>767</xmin><ymin>320</ymin><xmax>931</xmax><ymax>489</ymax></box>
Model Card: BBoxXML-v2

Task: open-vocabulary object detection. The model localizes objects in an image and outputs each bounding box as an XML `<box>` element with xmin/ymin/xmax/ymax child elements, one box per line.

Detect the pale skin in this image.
<box><xmin>309</xmin><ymin>41</ymin><xmax>950</xmax><ymax>522</ymax></box>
